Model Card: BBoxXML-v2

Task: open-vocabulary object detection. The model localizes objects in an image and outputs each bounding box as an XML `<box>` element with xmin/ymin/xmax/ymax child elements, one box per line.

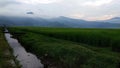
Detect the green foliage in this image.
<box><xmin>16</xmin><ymin>32</ymin><xmax>95</xmax><ymax>68</ymax></box>
<box><xmin>9</xmin><ymin>27</ymin><xmax>120</xmax><ymax>68</ymax></box>
<box><xmin>10</xmin><ymin>27</ymin><xmax>120</xmax><ymax>52</ymax></box>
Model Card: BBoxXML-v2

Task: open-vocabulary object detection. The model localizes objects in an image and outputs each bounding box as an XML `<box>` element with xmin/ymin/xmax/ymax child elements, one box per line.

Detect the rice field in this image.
<box><xmin>9</xmin><ymin>27</ymin><xmax>120</xmax><ymax>68</ymax></box>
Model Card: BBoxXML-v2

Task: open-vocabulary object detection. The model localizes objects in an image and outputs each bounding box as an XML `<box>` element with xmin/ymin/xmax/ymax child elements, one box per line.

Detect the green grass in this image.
<box><xmin>0</xmin><ymin>28</ymin><xmax>15</xmax><ymax>68</ymax></box>
<box><xmin>0</xmin><ymin>27</ymin><xmax>21</xmax><ymax>68</ymax></box>
<box><xmin>9</xmin><ymin>27</ymin><xmax>120</xmax><ymax>68</ymax></box>
<box><xmin>9</xmin><ymin>27</ymin><xmax>120</xmax><ymax>52</ymax></box>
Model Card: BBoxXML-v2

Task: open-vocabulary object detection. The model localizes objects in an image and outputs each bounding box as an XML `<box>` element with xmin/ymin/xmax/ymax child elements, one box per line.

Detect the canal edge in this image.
<box><xmin>3</xmin><ymin>27</ymin><xmax>22</xmax><ymax>68</ymax></box>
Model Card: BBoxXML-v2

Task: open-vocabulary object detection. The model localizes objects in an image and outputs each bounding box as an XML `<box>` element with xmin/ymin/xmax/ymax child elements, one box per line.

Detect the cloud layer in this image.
<box><xmin>17</xmin><ymin>0</ymin><xmax>62</xmax><ymax>4</ymax></box>
<box><xmin>82</xmin><ymin>0</ymin><xmax>113</xmax><ymax>7</ymax></box>
<box><xmin>0</xmin><ymin>0</ymin><xmax>120</xmax><ymax>20</ymax></box>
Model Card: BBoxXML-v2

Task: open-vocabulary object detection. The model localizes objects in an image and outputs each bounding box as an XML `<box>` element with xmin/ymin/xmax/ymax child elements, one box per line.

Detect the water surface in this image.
<box><xmin>5</xmin><ymin>33</ymin><xmax>43</xmax><ymax>68</ymax></box>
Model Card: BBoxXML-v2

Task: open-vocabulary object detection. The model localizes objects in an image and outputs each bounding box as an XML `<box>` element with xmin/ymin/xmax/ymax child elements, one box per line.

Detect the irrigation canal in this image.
<box><xmin>4</xmin><ymin>28</ymin><xmax>44</xmax><ymax>68</ymax></box>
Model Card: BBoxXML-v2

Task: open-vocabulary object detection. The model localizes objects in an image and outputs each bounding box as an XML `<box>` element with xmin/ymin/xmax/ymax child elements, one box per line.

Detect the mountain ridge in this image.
<box><xmin>0</xmin><ymin>16</ymin><xmax>120</xmax><ymax>28</ymax></box>
<box><xmin>101</xmin><ymin>17</ymin><xmax>120</xmax><ymax>23</ymax></box>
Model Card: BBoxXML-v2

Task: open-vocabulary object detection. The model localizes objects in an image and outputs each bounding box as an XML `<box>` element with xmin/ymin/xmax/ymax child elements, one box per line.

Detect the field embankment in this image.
<box><xmin>0</xmin><ymin>27</ymin><xmax>18</xmax><ymax>68</ymax></box>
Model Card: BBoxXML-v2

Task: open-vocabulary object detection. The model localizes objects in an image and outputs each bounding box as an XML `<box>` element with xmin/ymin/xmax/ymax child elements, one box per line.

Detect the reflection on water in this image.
<box><xmin>5</xmin><ymin>33</ymin><xmax>43</xmax><ymax>68</ymax></box>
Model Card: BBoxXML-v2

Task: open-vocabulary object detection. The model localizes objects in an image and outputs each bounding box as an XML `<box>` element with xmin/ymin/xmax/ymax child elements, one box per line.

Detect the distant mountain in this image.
<box><xmin>0</xmin><ymin>16</ymin><xmax>68</xmax><ymax>27</ymax></box>
<box><xmin>48</xmin><ymin>16</ymin><xmax>120</xmax><ymax>28</ymax></box>
<box><xmin>47</xmin><ymin>16</ymin><xmax>88</xmax><ymax>27</ymax></box>
<box><xmin>0</xmin><ymin>16</ymin><xmax>120</xmax><ymax>28</ymax></box>
<box><xmin>102</xmin><ymin>17</ymin><xmax>120</xmax><ymax>23</ymax></box>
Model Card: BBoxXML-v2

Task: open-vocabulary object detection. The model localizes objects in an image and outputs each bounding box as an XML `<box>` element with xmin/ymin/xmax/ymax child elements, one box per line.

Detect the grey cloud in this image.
<box><xmin>0</xmin><ymin>0</ymin><xmax>120</xmax><ymax>20</ymax></box>
<box><xmin>0</xmin><ymin>0</ymin><xmax>21</xmax><ymax>7</ymax></box>
<box><xmin>26</xmin><ymin>12</ymin><xmax>34</xmax><ymax>14</ymax></box>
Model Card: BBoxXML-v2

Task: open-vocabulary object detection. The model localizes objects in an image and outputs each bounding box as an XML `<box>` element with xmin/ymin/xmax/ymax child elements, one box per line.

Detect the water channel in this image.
<box><xmin>5</xmin><ymin>29</ymin><xmax>43</xmax><ymax>68</ymax></box>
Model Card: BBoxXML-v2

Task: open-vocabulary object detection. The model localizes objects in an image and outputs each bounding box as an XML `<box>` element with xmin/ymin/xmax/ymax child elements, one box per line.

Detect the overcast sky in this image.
<box><xmin>0</xmin><ymin>0</ymin><xmax>120</xmax><ymax>20</ymax></box>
